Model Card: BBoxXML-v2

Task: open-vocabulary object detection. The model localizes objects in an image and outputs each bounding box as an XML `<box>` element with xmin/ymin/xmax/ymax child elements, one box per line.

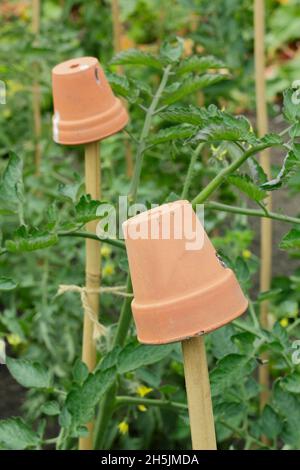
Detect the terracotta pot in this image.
<box><xmin>123</xmin><ymin>200</ymin><xmax>248</xmax><ymax>344</ymax></box>
<box><xmin>51</xmin><ymin>56</ymin><xmax>128</xmax><ymax>145</ymax></box>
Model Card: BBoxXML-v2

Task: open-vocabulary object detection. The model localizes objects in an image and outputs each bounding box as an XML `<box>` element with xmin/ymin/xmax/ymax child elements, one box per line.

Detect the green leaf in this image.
<box><xmin>235</xmin><ymin>256</ymin><xmax>250</xmax><ymax>282</ymax></box>
<box><xmin>214</xmin><ymin>401</ymin><xmax>245</xmax><ymax>421</ymax></box>
<box><xmin>0</xmin><ymin>277</ymin><xmax>17</xmax><ymax>291</ymax></box>
<box><xmin>260</xmin><ymin>405</ymin><xmax>282</xmax><ymax>440</ymax></box>
<box><xmin>147</xmin><ymin>125</ymin><xmax>195</xmax><ymax>146</ymax></box>
<box><xmin>281</xmin><ymin>372</ymin><xmax>300</xmax><ymax>394</ymax></box>
<box><xmin>176</xmin><ymin>55</ymin><xmax>225</xmax><ymax>75</ymax></box>
<box><xmin>210</xmin><ymin>354</ymin><xmax>256</xmax><ymax>397</ymax></box>
<box><xmin>118</xmin><ymin>343</ymin><xmax>174</xmax><ymax>374</ymax></box>
<box><xmin>6</xmin><ymin>357</ymin><xmax>52</xmax><ymax>389</ymax></box>
<box><xmin>210</xmin><ymin>324</ymin><xmax>238</xmax><ymax>359</ymax></box>
<box><xmin>75</xmin><ymin>195</ymin><xmax>104</xmax><ymax>224</ymax></box>
<box><xmin>228</xmin><ymin>174</ymin><xmax>266</xmax><ymax>202</ymax></box>
<box><xmin>261</xmin><ymin>146</ymin><xmax>300</xmax><ymax>191</ymax></box>
<box><xmin>280</xmin><ymin>228</ymin><xmax>300</xmax><ymax>251</ymax></box>
<box><xmin>5</xmin><ymin>226</ymin><xmax>58</xmax><ymax>253</ymax></box>
<box><xmin>0</xmin><ymin>418</ymin><xmax>39</xmax><ymax>450</ymax></box>
<box><xmin>162</xmin><ymin>74</ymin><xmax>225</xmax><ymax>105</ymax></box>
<box><xmin>283</xmin><ymin>87</ymin><xmax>300</xmax><ymax>123</ymax></box>
<box><xmin>58</xmin><ymin>178</ymin><xmax>83</xmax><ymax>203</ymax></box>
<box><xmin>65</xmin><ymin>367</ymin><xmax>116</xmax><ymax>427</ymax></box>
<box><xmin>271</xmin><ymin>322</ymin><xmax>289</xmax><ymax>351</ymax></box>
<box><xmin>41</xmin><ymin>401</ymin><xmax>60</xmax><ymax>416</ymax></box>
<box><xmin>273</xmin><ymin>381</ymin><xmax>300</xmax><ymax>447</ymax></box>
<box><xmin>72</xmin><ymin>359</ymin><xmax>89</xmax><ymax>385</ymax></box>
<box><xmin>191</xmin><ymin>119</ymin><xmax>257</xmax><ymax>145</ymax></box>
<box><xmin>106</xmin><ymin>71</ymin><xmax>139</xmax><ymax>103</ymax></box>
<box><xmin>110</xmin><ymin>48</ymin><xmax>162</xmax><ymax>70</ymax></box>
<box><xmin>160</xmin><ymin>37</ymin><xmax>184</xmax><ymax>64</ymax></box>
<box><xmin>160</xmin><ymin>105</ymin><xmax>207</xmax><ymax>125</ymax></box>
<box><xmin>0</xmin><ymin>152</ymin><xmax>24</xmax><ymax>212</ymax></box>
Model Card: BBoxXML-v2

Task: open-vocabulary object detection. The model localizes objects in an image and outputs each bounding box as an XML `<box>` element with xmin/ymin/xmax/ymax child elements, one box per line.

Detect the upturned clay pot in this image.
<box><xmin>123</xmin><ymin>200</ymin><xmax>248</xmax><ymax>344</ymax></box>
<box><xmin>51</xmin><ymin>57</ymin><xmax>128</xmax><ymax>145</ymax></box>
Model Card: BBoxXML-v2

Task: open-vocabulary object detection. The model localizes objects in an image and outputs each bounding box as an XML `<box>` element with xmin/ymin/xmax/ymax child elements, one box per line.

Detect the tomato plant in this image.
<box><xmin>1</xmin><ymin>1</ymin><xmax>300</xmax><ymax>452</ymax></box>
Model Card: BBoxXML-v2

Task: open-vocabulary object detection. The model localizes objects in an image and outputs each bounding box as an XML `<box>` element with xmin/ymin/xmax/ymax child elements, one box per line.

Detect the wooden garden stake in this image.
<box><xmin>123</xmin><ymin>201</ymin><xmax>248</xmax><ymax>450</ymax></box>
<box><xmin>51</xmin><ymin>57</ymin><xmax>128</xmax><ymax>449</ymax></box>
<box><xmin>182</xmin><ymin>336</ymin><xmax>216</xmax><ymax>450</ymax></box>
<box><xmin>254</xmin><ymin>0</ymin><xmax>272</xmax><ymax>410</ymax></box>
<box><xmin>32</xmin><ymin>0</ymin><xmax>41</xmax><ymax>174</ymax></box>
<box><xmin>79</xmin><ymin>141</ymin><xmax>101</xmax><ymax>450</ymax></box>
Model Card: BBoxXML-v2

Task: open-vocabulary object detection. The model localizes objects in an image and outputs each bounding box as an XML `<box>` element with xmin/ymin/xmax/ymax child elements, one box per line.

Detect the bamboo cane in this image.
<box><xmin>111</xmin><ymin>0</ymin><xmax>133</xmax><ymax>177</ymax></box>
<box><xmin>32</xmin><ymin>0</ymin><xmax>41</xmax><ymax>174</ymax></box>
<box><xmin>182</xmin><ymin>336</ymin><xmax>217</xmax><ymax>450</ymax></box>
<box><xmin>79</xmin><ymin>141</ymin><xmax>101</xmax><ymax>450</ymax></box>
<box><xmin>254</xmin><ymin>0</ymin><xmax>272</xmax><ymax>411</ymax></box>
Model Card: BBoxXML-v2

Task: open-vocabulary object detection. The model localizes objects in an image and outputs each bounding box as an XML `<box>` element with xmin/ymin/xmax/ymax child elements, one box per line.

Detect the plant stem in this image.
<box><xmin>113</xmin><ymin>276</ymin><xmax>133</xmax><ymax>347</ymax></box>
<box><xmin>181</xmin><ymin>143</ymin><xmax>203</xmax><ymax>199</ymax></box>
<box><xmin>248</xmin><ymin>299</ymin><xmax>260</xmax><ymax>330</ymax></box>
<box><xmin>206</xmin><ymin>201</ymin><xmax>300</xmax><ymax>226</ymax></box>
<box><xmin>128</xmin><ymin>65</ymin><xmax>172</xmax><ymax>202</ymax></box>
<box><xmin>115</xmin><ymin>396</ymin><xmax>188</xmax><ymax>411</ymax></box>
<box><xmin>58</xmin><ymin>231</ymin><xmax>126</xmax><ymax>250</ymax></box>
<box><xmin>191</xmin><ymin>143</ymin><xmax>280</xmax><ymax>205</ymax></box>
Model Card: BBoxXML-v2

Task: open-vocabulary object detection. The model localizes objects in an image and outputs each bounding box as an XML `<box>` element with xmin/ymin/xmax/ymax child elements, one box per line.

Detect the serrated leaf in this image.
<box><xmin>0</xmin><ymin>152</ymin><xmax>24</xmax><ymax>215</ymax></box>
<box><xmin>5</xmin><ymin>226</ymin><xmax>58</xmax><ymax>253</ymax></box>
<box><xmin>75</xmin><ymin>195</ymin><xmax>104</xmax><ymax>224</ymax></box>
<box><xmin>6</xmin><ymin>357</ymin><xmax>52</xmax><ymax>389</ymax></box>
<box><xmin>147</xmin><ymin>125</ymin><xmax>195</xmax><ymax>146</ymax></box>
<box><xmin>280</xmin><ymin>229</ymin><xmax>300</xmax><ymax>251</ymax></box>
<box><xmin>234</xmin><ymin>256</ymin><xmax>250</xmax><ymax>282</ymax></box>
<box><xmin>160</xmin><ymin>105</ymin><xmax>206</xmax><ymax>125</ymax></box>
<box><xmin>176</xmin><ymin>55</ymin><xmax>225</xmax><ymax>75</ymax></box>
<box><xmin>106</xmin><ymin>71</ymin><xmax>139</xmax><ymax>103</ymax></box>
<box><xmin>41</xmin><ymin>401</ymin><xmax>60</xmax><ymax>416</ymax></box>
<box><xmin>65</xmin><ymin>367</ymin><xmax>116</xmax><ymax>427</ymax></box>
<box><xmin>283</xmin><ymin>87</ymin><xmax>300</xmax><ymax>123</ymax></box>
<box><xmin>271</xmin><ymin>322</ymin><xmax>289</xmax><ymax>351</ymax></box>
<box><xmin>260</xmin><ymin>405</ymin><xmax>282</xmax><ymax>440</ymax></box>
<box><xmin>210</xmin><ymin>354</ymin><xmax>256</xmax><ymax>397</ymax></box>
<box><xmin>273</xmin><ymin>381</ymin><xmax>300</xmax><ymax>447</ymax></box>
<box><xmin>0</xmin><ymin>277</ymin><xmax>17</xmax><ymax>291</ymax></box>
<box><xmin>191</xmin><ymin>119</ymin><xmax>257</xmax><ymax>145</ymax></box>
<box><xmin>72</xmin><ymin>359</ymin><xmax>89</xmax><ymax>385</ymax></box>
<box><xmin>58</xmin><ymin>179</ymin><xmax>83</xmax><ymax>203</ymax></box>
<box><xmin>110</xmin><ymin>48</ymin><xmax>162</xmax><ymax>70</ymax></box>
<box><xmin>228</xmin><ymin>174</ymin><xmax>266</xmax><ymax>202</ymax></box>
<box><xmin>162</xmin><ymin>74</ymin><xmax>225</xmax><ymax>105</ymax></box>
<box><xmin>261</xmin><ymin>146</ymin><xmax>300</xmax><ymax>191</ymax></box>
<box><xmin>281</xmin><ymin>372</ymin><xmax>300</xmax><ymax>394</ymax></box>
<box><xmin>160</xmin><ymin>37</ymin><xmax>184</xmax><ymax>64</ymax></box>
<box><xmin>118</xmin><ymin>343</ymin><xmax>174</xmax><ymax>374</ymax></box>
<box><xmin>0</xmin><ymin>418</ymin><xmax>39</xmax><ymax>450</ymax></box>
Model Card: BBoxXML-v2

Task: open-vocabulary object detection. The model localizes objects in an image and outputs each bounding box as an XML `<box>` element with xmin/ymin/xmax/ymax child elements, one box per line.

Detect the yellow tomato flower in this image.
<box><xmin>137</xmin><ymin>385</ymin><xmax>153</xmax><ymax>397</ymax></box>
<box><xmin>102</xmin><ymin>263</ymin><xmax>115</xmax><ymax>278</ymax></box>
<box><xmin>138</xmin><ymin>405</ymin><xmax>147</xmax><ymax>412</ymax></box>
<box><xmin>7</xmin><ymin>333</ymin><xmax>22</xmax><ymax>346</ymax></box>
<box><xmin>101</xmin><ymin>245</ymin><xmax>112</xmax><ymax>258</ymax></box>
<box><xmin>242</xmin><ymin>249</ymin><xmax>252</xmax><ymax>260</ymax></box>
<box><xmin>118</xmin><ymin>421</ymin><xmax>129</xmax><ymax>435</ymax></box>
<box><xmin>280</xmin><ymin>318</ymin><xmax>289</xmax><ymax>328</ymax></box>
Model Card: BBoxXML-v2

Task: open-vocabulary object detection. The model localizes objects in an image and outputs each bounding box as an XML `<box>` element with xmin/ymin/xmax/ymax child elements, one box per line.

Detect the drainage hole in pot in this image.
<box><xmin>70</xmin><ymin>63</ymin><xmax>79</xmax><ymax>69</ymax></box>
